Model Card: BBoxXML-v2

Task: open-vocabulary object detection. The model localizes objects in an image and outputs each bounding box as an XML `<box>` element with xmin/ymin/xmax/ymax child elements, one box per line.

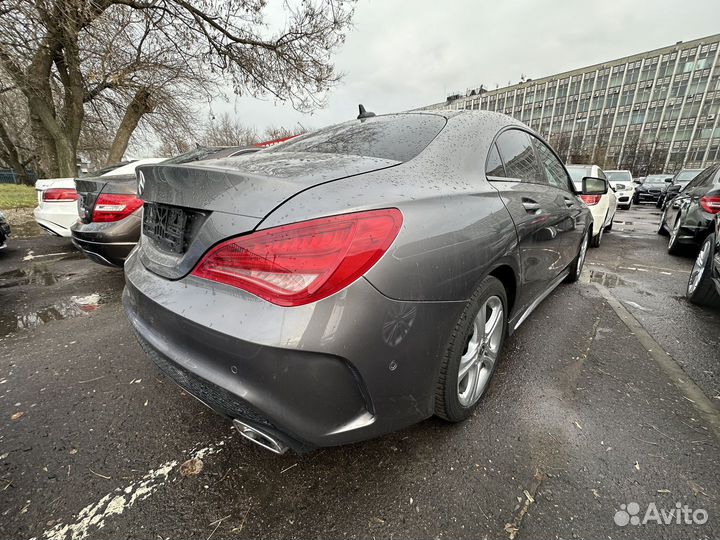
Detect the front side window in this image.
<box><xmin>531</xmin><ymin>137</ymin><xmax>572</xmax><ymax>192</ymax></box>
<box><xmin>494</xmin><ymin>129</ymin><xmax>545</xmax><ymax>184</ymax></box>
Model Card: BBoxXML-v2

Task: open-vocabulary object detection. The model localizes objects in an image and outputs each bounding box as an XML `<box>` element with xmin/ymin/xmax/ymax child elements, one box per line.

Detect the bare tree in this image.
<box><xmin>0</xmin><ymin>84</ymin><xmax>39</xmax><ymax>183</ymax></box>
<box><xmin>0</xmin><ymin>0</ymin><xmax>356</xmax><ymax>176</ymax></box>
<box><xmin>201</xmin><ymin>113</ymin><xmax>258</xmax><ymax>147</ymax></box>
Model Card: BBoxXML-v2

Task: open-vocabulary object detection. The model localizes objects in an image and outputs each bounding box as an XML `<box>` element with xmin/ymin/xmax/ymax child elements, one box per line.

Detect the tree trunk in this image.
<box><xmin>0</xmin><ymin>120</ymin><xmax>33</xmax><ymax>185</ymax></box>
<box><xmin>106</xmin><ymin>88</ymin><xmax>156</xmax><ymax>165</ymax></box>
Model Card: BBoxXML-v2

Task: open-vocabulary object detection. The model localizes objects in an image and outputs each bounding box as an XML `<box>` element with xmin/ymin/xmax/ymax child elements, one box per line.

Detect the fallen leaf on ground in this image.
<box><xmin>11</xmin><ymin>411</ymin><xmax>25</xmax><ymax>421</ymax></box>
<box><xmin>634</xmin><ymin>461</ymin><xmax>640</xmax><ymax>470</ymax></box>
<box><xmin>180</xmin><ymin>457</ymin><xmax>204</xmax><ymax>477</ymax></box>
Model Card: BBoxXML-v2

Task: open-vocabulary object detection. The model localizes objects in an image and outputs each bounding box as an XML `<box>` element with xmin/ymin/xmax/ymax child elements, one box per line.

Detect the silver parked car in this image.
<box><xmin>123</xmin><ymin>110</ymin><xmax>601</xmax><ymax>453</ymax></box>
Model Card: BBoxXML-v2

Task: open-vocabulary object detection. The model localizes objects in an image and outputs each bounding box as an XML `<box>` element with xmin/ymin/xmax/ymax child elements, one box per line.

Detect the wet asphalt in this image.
<box><xmin>1</xmin><ymin>204</ymin><xmax>719</xmax><ymax>540</ymax></box>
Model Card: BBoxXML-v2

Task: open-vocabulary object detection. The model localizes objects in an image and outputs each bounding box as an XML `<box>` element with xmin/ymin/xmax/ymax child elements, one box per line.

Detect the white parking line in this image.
<box><xmin>31</xmin><ymin>441</ymin><xmax>227</xmax><ymax>540</ymax></box>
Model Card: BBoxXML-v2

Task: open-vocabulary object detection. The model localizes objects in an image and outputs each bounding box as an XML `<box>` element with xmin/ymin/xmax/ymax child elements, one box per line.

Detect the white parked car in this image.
<box><xmin>567</xmin><ymin>164</ymin><xmax>618</xmax><ymax>247</ymax></box>
<box><xmin>33</xmin><ymin>158</ymin><xmax>165</xmax><ymax>237</ymax></box>
<box><xmin>605</xmin><ymin>170</ymin><xmax>634</xmax><ymax>210</ymax></box>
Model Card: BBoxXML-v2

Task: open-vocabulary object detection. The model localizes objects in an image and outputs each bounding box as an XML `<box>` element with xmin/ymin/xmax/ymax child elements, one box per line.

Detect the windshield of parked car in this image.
<box><xmin>675</xmin><ymin>170</ymin><xmax>702</xmax><ymax>182</ymax></box>
<box><xmin>266</xmin><ymin>114</ymin><xmax>447</xmax><ymax>162</ymax></box>
<box><xmin>607</xmin><ymin>171</ymin><xmax>632</xmax><ymax>182</ymax></box>
<box><xmin>644</xmin><ymin>176</ymin><xmax>668</xmax><ymax>185</ymax></box>
<box><xmin>566</xmin><ymin>166</ymin><xmax>592</xmax><ymax>188</ymax></box>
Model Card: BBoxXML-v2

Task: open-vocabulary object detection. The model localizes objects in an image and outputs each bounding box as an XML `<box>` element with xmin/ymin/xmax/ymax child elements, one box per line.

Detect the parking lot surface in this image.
<box><xmin>1</xmin><ymin>205</ymin><xmax>719</xmax><ymax>539</ymax></box>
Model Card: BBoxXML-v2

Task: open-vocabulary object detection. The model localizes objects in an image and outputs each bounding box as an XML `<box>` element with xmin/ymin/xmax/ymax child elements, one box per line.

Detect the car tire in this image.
<box><xmin>434</xmin><ymin>275</ymin><xmax>507</xmax><ymax>422</ymax></box>
<box><xmin>668</xmin><ymin>216</ymin><xmax>685</xmax><ymax>255</ymax></box>
<box><xmin>565</xmin><ymin>229</ymin><xmax>590</xmax><ymax>283</ymax></box>
<box><xmin>633</xmin><ymin>195</ymin><xmax>639</xmax><ymax>205</ymax></box>
<box><xmin>687</xmin><ymin>234</ymin><xmax>720</xmax><ymax>308</ymax></box>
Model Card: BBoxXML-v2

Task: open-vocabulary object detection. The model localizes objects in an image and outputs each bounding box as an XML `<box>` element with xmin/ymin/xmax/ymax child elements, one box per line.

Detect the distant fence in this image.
<box><xmin>0</xmin><ymin>168</ymin><xmax>37</xmax><ymax>184</ymax></box>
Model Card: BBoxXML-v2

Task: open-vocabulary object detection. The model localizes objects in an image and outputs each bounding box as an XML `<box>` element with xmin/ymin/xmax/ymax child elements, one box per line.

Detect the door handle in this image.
<box><xmin>522</xmin><ymin>201</ymin><xmax>541</xmax><ymax>212</ymax></box>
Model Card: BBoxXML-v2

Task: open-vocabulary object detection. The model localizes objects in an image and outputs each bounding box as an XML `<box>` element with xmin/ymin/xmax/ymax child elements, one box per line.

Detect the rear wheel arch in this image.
<box><xmin>488</xmin><ymin>264</ymin><xmax>517</xmax><ymax>316</ymax></box>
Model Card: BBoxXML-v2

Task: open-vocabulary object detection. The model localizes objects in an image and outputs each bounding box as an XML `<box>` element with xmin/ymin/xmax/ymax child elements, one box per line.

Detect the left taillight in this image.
<box><xmin>699</xmin><ymin>195</ymin><xmax>720</xmax><ymax>214</ymax></box>
<box><xmin>92</xmin><ymin>194</ymin><xmax>144</xmax><ymax>222</ymax></box>
<box><xmin>42</xmin><ymin>188</ymin><xmax>78</xmax><ymax>202</ymax></box>
<box><xmin>580</xmin><ymin>195</ymin><xmax>602</xmax><ymax>206</ymax></box>
<box><xmin>191</xmin><ymin>208</ymin><xmax>403</xmax><ymax>307</ymax></box>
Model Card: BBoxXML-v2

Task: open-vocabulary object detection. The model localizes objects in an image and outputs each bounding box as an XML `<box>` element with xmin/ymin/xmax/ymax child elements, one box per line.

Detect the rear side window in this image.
<box><xmin>267</xmin><ymin>114</ymin><xmax>446</xmax><ymax>162</ymax></box>
<box><xmin>494</xmin><ymin>129</ymin><xmax>545</xmax><ymax>184</ymax></box>
<box><xmin>485</xmin><ymin>144</ymin><xmax>505</xmax><ymax>177</ymax></box>
<box><xmin>531</xmin><ymin>138</ymin><xmax>572</xmax><ymax>192</ymax></box>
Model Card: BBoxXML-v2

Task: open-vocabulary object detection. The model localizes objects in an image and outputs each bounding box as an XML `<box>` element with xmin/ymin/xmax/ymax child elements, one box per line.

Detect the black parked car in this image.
<box><xmin>656</xmin><ymin>168</ymin><xmax>703</xmax><ymax>208</ymax></box>
<box><xmin>659</xmin><ymin>163</ymin><xmax>720</xmax><ymax>254</ymax></box>
<box><xmin>687</xmin><ymin>212</ymin><xmax>720</xmax><ymax>308</ymax></box>
<box><xmin>123</xmin><ymin>110</ymin><xmax>603</xmax><ymax>453</ymax></box>
<box><xmin>633</xmin><ymin>174</ymin><xmax>672</xmax><ymax>204</ymax></box>
<box><xmin>72</xmin><ymin>146</ymin><xmax>257</xmax><ymax>267</ymax></box>
<box><xmin>0</xmin><ymin>211</ymin><xmax>10</xmax><ymax>250</ymax></box>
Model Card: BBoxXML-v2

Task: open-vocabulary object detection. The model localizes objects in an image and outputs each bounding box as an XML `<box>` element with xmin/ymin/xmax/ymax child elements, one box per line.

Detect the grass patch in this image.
<box><xmin>0</xmin><ymin>184</ymin><xmax>37</xmax><ymax>209</ymax></box>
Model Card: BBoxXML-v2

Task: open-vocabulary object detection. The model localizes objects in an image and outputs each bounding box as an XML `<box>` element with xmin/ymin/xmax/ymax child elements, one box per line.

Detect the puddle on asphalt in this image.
<box><xmin>589</xmin><ymin>270</ymin><xmax>629</xmax><ymax>288</ymax></box>
<box><xmin>0</xmin><ymin>293</ymin><xmax>105</xmax><ymax>336</ymax></box>
<box><xmin>0</xmin><ymin>264</ymin><xmax>58</xmax><ymax>288</ymax></box>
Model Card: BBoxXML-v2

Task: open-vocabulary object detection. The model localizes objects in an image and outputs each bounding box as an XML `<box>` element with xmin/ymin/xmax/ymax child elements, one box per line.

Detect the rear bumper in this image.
<box><xmin>71</xmin><ymin>213</ymin><xmax>140</xmax><ymax>267</ymax></box>
<box><xmin>122</xmin><ymin>250</ymin><xmax>463</xmax><ymax>448</ymax></box>
<box><xmin>33</xmin><ymin>203</ymin><xmax>78</xmax><ymax>237</ymax></box>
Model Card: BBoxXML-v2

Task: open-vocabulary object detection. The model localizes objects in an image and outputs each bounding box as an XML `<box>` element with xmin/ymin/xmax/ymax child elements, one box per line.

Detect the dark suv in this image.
<box><xmin>659</xmin><ymin>163</ymin><xmax>720</xmax><ymax>254</ymax></box>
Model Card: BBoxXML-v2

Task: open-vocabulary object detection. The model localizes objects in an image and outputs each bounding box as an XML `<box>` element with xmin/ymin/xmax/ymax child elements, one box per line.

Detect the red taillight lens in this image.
<box><xmin>580</xmin><ymin>194</ymin><xmax>602</xmax><ymax>206</ymax></box>
<box><xmin>192</xmin><ymin>209</ymin><xmax>403</xmax><ymax>306</ymax></box>
<box><xmin>43</xmin><ymin>188</ymin><xmax>78</xmax><ymax>202</ymax></box>
<box><xmin>700</xmin><ymin>196</ymin><xmax>720</xmax><ymax>214</ymax></box>
<box><xmin>92</xmin><ymin>194</ymin><xmax>143</xmax><ymax>222</ymax></box>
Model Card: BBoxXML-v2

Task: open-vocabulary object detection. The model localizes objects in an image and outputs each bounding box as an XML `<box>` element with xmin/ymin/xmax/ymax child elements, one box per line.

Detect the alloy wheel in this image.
<box><xmin>457</xmin><ymin>296</ymin><xmax>504</xmax><ymax>407</ymax></box>
<box><xmin>577</xmin><ymin>233</ymin><xmax>589</xmax><ymax>274</ymax></box>
<box><xmin>688</xmin><ymin>241</ymin><xmax>710</xmax><ymax>295</ymax></box>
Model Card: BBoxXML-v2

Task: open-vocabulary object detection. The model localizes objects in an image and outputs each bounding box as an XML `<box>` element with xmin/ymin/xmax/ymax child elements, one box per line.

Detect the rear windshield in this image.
<box><xmin>606</xmin><ymin>171</ymin><xmax>632</xmax><ymax>182</ymax></box>
<box><xmin>266</xmin><ymin>114</ymin><xmax>446</xmax><ymax>162</ymax></box>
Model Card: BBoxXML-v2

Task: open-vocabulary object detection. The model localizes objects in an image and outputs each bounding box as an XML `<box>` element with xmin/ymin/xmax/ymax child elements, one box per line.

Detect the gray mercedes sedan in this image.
<box><xmin>123</xmin><ymin>110</ymin><xmax>602</xmax><ymax>453</ymax></box>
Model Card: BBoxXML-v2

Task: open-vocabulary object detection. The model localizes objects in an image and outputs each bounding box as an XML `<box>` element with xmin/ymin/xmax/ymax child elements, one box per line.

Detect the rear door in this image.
<box><xmin>487</xmin><ymin>128</ymin><xmax>570</xmax><ymax>312</ymax></box>
<box><xmin>667</xmin><ymin>166</ymin><xmax>716</xmax><ymax>228</ymax></box>
<box><xmin>530</xmin><ymin>136</ymin><xmax>586</xmax><ymax>268</ymax></box>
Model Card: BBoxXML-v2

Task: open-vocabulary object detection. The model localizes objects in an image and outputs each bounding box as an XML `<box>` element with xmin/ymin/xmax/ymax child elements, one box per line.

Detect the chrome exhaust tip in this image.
<box><xmin>233</xmin><ymin>419</ymin><xmax>289</xmax><ymax>454</ymax></box>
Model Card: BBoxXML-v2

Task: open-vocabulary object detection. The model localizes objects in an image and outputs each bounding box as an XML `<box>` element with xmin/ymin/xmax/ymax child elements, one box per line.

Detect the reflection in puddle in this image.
<box><xmin>0</xmin><ymin>265</ymin><xmax>58</xmax><ymax>288</ymax></box>
<box><xmin>1</xmin><ymin>293</ymin><xmax>104</xmax><ymax>336</ymax></box>
<box><xmin>589</xmin><ymin>270</ymin><xmax>629</xmax><ymax>288</ymax></box>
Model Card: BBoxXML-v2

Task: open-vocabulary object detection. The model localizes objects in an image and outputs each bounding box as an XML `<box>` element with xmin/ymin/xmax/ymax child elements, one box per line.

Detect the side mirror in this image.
<box><xmin>582</xmin><ymin>176</ymin><xmax>608</xmax><ymax>196</ymax></box>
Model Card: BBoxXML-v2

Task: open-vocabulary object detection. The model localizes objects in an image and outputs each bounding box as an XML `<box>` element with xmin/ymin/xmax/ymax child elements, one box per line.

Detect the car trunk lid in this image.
<box><xmin>75</xmin><ymin>174</ymin><xmax>137</xmax><ymax>223</ymax></box>
<box><xmin>135</xmin><ymin>151</ymin><xmax>400</xmax><ymax>279</ymax></box>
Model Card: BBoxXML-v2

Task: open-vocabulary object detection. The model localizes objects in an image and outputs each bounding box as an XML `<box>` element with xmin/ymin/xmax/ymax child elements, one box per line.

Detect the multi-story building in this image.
<box><xmin>419</xmin><ymin>34</ymin><xmax>720</xmax><ymax>174</ymax></box>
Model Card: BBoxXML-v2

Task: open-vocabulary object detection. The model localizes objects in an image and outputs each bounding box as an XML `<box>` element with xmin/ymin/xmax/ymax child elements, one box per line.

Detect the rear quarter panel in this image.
<box><xmin>259</xmin><ymin>113</ymin><xmax>521</xmax><ymax>303</ymax></box>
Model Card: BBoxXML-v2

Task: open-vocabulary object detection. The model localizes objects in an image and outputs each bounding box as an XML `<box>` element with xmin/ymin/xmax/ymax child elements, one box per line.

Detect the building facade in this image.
<box><xmin>420</xmin><ymin>34</ymin><xmax>720</xmax><ymax>175</ymax></box>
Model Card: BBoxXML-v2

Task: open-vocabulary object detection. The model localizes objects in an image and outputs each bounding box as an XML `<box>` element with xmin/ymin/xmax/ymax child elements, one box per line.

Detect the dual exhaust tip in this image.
<box><xmin>233</xmin><ymin>419</ymin><xmax>289</xmax><ymax>454</ymax></box>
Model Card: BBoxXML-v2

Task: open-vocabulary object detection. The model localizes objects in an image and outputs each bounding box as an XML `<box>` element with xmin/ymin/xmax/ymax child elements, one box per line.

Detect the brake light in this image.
<box><xmin>580</xmin><ymin>195</ymin><xmax>602</xmax><ymax>206</ymax></box>
<box><xmin>93</xmin><ymin>194</ymin><xmax>143</xmax><ymax>222</ymax></box>
<box><xmin>192</xmin><ymin>209</ymin><xmax>403</xmax><ymax>306</ymax></box>
<box><xmin>43</xmin><ymin>188</ymin><xmax>78</xmax><ymax>202</ymax></box>
<box><xmin>700</xmin><ymin>196</ymin><xmax>720</xmax><ymax>214</ymax></box>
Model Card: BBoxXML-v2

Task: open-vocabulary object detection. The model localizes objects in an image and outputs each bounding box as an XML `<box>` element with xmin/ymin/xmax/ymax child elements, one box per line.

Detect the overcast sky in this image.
<box><xmin>212</xmin><ymin>0</ymin><xmax>720</xmax><ymax>135</ymax></box>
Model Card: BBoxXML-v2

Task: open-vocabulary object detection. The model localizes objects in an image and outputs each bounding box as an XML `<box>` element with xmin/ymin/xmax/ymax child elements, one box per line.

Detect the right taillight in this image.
<box><xmin>191</xmin><ymin>209</ymin><xmax>403</xmax><ymax>306</ymax></box>
<box><xmin>700</xmin><ymin>196</ymin><xmax>720</xmax><ymax>214</ymax></box>
<box><xmin>43</xmin><ymin>188</ymin><xmax>78</xmax><ymax>202</ymax></box>
<box><xmin>92</xmin><ymin>194</ymin><xmax>144</xmax><ymax>222</ymax></box>
<box><xmin>580</xmin><ymin>195</ymin><xmax>602</xmax><ymax>206</ymax></box>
